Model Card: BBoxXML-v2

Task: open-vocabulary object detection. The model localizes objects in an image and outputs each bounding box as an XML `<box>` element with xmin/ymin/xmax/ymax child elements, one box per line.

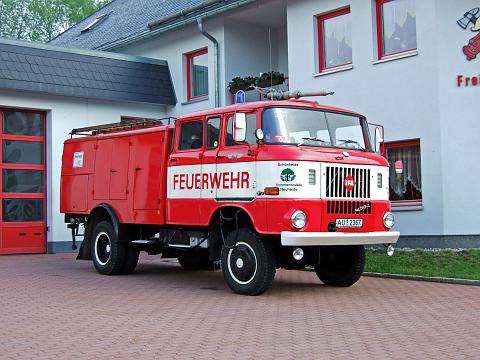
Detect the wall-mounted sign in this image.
<box><xmin>457</xmin><ymin>8</ymin><xmax>480</xmax><ymax>61</ymax></box>
<box><xmin>457</xmin><ymin>74</ymin><xmax>479</xmax><ymax>87</ymax></box>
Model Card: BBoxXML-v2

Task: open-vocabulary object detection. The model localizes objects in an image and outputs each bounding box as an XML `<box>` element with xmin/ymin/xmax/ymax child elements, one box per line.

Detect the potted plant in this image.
<box><xmin>228</xmin><ymin>76</ymin><xmax>256</xmax><ymax>94</ymax></box>
<box><xmin>256</xmin><ymin>71</ymin><xmax>285</xmax><ymax>88</ymax></box>
<box><xmin>228</xmin><ymin>72</ymin><xmax>285</xmax><ymax>94</ymax></box>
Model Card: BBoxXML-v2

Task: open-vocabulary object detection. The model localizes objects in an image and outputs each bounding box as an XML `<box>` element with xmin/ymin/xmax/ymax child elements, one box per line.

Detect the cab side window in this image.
<box><xmin>225</xmin><ymin>113</ymin><xmax>257</xmax><ymax>146</ymax></box>
<box><xmin>179</xmin><ymin>121</ymin><xmax>203</xmax><ymax>150</ymax></box>
<box><xmin>206</xmin><ymin>117</ymin><xmax>221</xmax><ymax>149</ymax></box>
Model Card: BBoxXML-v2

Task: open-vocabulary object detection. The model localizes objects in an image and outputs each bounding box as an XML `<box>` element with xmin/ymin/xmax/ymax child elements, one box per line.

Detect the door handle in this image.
<box><xmin>217</xmin><ymin>155</ymin><xmax>227</xmax><ymax>159</ymax></box>
<box><xmin>170</xmin><ymin>157</ymin><xmax>178</xmax><ymax>162</ymax></box>
<box><xmin>19</xmin><ymin>232</ymin><xmax>27</xmax><ymax>236</ymax></box>
<box><xmin>135</xmin><ymin>167</ymin><xmax>142</xmax><ymax>171</ymax></box>
<box><xmin>110</xmin><ymin>169</ymin><xmax>117</xmax><ymax>173</ymax></box>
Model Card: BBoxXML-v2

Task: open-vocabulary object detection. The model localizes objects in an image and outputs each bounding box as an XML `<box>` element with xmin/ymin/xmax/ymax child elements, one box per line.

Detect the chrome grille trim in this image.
<box><xmin>325</xmin><ymin>166</ymin><xmax>371</xmax><ymax>199</ymax></box>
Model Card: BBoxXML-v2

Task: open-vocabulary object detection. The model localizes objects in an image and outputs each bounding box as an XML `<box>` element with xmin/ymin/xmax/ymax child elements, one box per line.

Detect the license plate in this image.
<box><xmin>336</xmin><ymin>218</ymin><xmax>363</xmax><ymax>229</ymax></box>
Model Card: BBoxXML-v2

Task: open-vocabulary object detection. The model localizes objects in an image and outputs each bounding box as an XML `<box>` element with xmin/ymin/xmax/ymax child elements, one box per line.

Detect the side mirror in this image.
<box><xmin>369</xmin><ymin>123</ymin><xmax>384</xmax><ymax>154</ymax></box>
<box><xmin>255</xmin><ymin>128</ymin><xmax>264</xmax><ymax>141</ymax></box>
<box><xmin>234</xmin><ymin>113</ymin><xmax>246</xmax><ymax>142</ymax></box>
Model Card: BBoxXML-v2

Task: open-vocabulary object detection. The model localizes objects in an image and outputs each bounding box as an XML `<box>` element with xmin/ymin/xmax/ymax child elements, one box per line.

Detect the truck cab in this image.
<box><xmin>61</xmin><ymin>99</ymin><xmax>399</xmax><ymax>296</ymax></box>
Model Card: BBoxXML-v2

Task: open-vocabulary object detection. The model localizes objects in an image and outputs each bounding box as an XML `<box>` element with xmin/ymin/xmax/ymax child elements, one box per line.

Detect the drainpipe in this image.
<box><xmin>197</xmin><ymin>18</ymin><xmax>220</xmax><ymax>107</ymax></box>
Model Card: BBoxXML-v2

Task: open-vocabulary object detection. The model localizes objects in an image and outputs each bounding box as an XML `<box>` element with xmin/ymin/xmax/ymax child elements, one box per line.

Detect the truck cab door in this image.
<box><xmin>201</xmin><ymin>116</ymin><xmax>221</xmax><ymax>199</ymax></box>
<box><xmin>167</xmin><ymin>119</ymin><xmax>203</xmax><ymax>225</ymax></box>
<box><xmin>215</xmin><ymin>113</ymin><xmax>257</xmax><ymax>200</ymax></box>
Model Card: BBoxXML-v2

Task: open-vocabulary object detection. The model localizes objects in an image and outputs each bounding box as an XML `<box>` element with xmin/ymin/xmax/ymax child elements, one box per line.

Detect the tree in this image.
<box><xmin>0</xmin><ymin>0</ymin><xmax>109</xmax><ymax>42</ymax></box>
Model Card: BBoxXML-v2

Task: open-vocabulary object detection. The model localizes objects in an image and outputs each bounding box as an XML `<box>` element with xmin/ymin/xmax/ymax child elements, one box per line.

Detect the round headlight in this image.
<box><xmin>291</xmin><ymin>210</ymin><xmax>307</xmax><ymax>229</ymax></box>
<box><xmin>383</xmin><ymin>212</ymin><xmax>394</xmax><ymax>229</ymax></box>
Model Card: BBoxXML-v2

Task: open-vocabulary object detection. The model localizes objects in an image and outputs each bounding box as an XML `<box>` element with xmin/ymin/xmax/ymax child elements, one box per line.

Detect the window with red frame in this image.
<box><xmin>317</xmin><ymin>7</ymin><xmax>352</xmax><ymax>72</ymax></box>
<box><xmin>186</xmin><ymin>48</ymin><xmax>208</xmax><ymax>101</ymax></box>
<box><xmin>385</xmin><ymin>139</ymin><xmax>422</xmax><ymax>203</ymax></box>
<box><xmin>376</xmin><ymin>0</ymin><xmax>417</xmax><ymax>59</ymax></box>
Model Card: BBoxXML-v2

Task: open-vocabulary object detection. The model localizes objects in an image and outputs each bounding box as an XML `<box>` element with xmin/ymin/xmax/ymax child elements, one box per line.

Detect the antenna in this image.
<box><xmin>269</xmin><ymin>27</ymin><xmax>273</xmax><ymax>88</ymax></box>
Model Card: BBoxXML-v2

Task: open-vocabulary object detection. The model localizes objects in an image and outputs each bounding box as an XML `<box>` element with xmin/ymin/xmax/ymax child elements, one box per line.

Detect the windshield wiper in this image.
<box><xmin>337</xmin><ymin>139</ymin><xmax>365</xmax><ymax>151</ymax></box>
<box><xmin>297</xmin><ymin>137</ymin><xmax>327</xmax><ymax>147</ymax></box>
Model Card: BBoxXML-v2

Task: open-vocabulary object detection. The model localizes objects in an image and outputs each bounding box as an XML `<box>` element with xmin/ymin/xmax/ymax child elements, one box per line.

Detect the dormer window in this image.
<box><xmin>81</xmin><ymin>13</ymin><xmax>109</xmax><ymax>33</ymax></box>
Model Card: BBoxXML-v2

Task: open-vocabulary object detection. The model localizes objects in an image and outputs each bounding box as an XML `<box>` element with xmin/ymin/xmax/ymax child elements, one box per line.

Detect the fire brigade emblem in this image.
<box><xmin>280</xmin><ymin>168</ymin><xmax>296</xmax><ymax>182</ymax></box>
<box><xmin>457</xmin><ymin>8</ymin><xmax>480</xmax><ymax>61</ymax></box>
<box><xmin>343</xmin><ymin>174</ymin><xmax>356</xmax><ymax>192</ymax></box>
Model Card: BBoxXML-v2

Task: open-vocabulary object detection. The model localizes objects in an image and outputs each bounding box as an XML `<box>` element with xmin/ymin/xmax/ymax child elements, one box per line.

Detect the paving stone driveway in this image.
<box><xmin>0</xmin><ymin>253</ymin><xmax>479</xmax><ymax>359</ymax></box>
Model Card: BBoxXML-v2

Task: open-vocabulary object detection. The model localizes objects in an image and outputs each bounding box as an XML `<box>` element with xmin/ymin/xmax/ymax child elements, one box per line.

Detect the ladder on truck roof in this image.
<box><xmin>70</xmin><ymin>117</ymin><xmax>176</xmax><ymax>137</ymax></box>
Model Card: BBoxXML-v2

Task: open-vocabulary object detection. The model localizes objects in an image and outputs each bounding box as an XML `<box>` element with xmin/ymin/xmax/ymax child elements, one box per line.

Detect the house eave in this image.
<box><xmin>98</xmin><ymin>0</ymin><xmax>257</xmax><ymax>51</ymax></box>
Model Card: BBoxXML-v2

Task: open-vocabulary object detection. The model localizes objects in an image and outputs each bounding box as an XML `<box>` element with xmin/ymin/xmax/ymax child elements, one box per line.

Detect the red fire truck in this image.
<box><xmin>61</xmin><ymin>97</ymin><xmax>399</xmax><ymax>295</ymax></box>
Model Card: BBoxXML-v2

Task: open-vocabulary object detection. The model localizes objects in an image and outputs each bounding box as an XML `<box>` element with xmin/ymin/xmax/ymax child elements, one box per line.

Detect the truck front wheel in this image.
<box><xmin>221</xmin><ymin>229</ymin><xmax>276</xmax><ymax>296</ymax></box>
<box><xmin>91</xmin><ymin>221</ymin><xmax>127</xmax><ymax>275</ymax></box>
<box><xmin>314</xmin><ymin>245</ymin><xmax>365</xmax><ymax>287</ymax></box>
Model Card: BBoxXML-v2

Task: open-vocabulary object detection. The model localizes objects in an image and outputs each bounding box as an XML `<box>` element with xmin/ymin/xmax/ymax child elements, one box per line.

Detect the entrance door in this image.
<box><xmin>0</xmin><ymin>110</ymin><xmax>46</xmax><ymax>254</ymax></box>
<box><xmin>201</xmin><ymin>116</ymin><xmax>221</xmax><ymax>199</ymax></box>
<box><xmin>216</xmin><ymin>113</ymin><xmax>257</xmax><ymax>200</ymax></box>
<box><xmin>167</xmin><ymin>119</ymin><xmax>203</xmax><ymax>225</ymax></box>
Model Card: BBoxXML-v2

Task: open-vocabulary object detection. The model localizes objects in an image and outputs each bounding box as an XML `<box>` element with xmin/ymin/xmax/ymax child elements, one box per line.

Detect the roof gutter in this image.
<box><xmin>147</xmin><ymin>0</ymin><xmax>223</xmax><ymax>29</ymax></box>
<box><xmin>197</xmin><ymin>18</ymin><xmax>220</xmax><ymax>107</ymax></box>
<box><xmin>98</xmin><ymin>0</ymin><xmax>257</xmax><ymax>51</ymax></box>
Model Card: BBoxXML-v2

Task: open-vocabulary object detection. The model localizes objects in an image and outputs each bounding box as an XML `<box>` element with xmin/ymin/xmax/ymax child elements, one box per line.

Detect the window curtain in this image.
<box><xmin>193</xmin><ymin>65</ymin><xmax>208</xmax><ymax>96</ymax></box>
<box><xmin>387</xmin><ymin>146</ymin><xmax>422</xmax><ymax>197</ymax></box>
<box><xmin>382</xmin><ymin>0</ymin><xmax>417</xmax><ymax>53</ymax></box>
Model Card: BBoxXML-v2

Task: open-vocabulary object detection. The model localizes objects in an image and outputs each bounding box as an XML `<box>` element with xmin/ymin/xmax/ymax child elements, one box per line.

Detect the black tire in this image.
<box><xmin>177</xmin><ymin>252</ymin><xmax>212</xmax><ymax>270</ymax></box>
<box><xmin>221</xmin><ymin>229</ymin><xmax>276</xmax><ymax>296</ymax></box>
<box><xmin>91</xmin><ymin>221</ymin><xmax>127</xmax><ymax>275</ymax></box>
<box><xmin>122</xmin><ymin>244</ymin><xmax>140</xmax><ymax>275</ymax></box>
<box><xmin>314</xmin><ymin>245</ymin><xmax>365</xmax><ymax>287</ymax></box>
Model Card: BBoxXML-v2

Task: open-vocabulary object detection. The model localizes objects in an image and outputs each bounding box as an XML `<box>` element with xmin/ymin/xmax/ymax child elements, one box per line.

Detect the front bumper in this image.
<box><xmin>281</xmin><ymin>231</ymin><xmax>400</xmax><ymax>246</ymax></box>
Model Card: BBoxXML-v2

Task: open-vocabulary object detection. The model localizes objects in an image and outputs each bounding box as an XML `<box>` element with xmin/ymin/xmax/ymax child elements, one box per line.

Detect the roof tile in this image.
<box><xmin>50</xmin><ymin>0</ymin><xmax>245</xmax><ymax>50</ymax></box>
<box><xmin>0</xmin><ymin>40</ymin><xmax>175</xmax><ymax>105</ymax></box>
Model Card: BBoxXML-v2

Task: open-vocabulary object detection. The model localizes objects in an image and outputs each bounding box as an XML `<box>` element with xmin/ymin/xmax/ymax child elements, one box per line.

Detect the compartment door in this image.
<box><xmin>109</xmin><ymin>137</ymin><xmax>130</xmax><ymax>200</ymax></box>
<box><xmin>133</xmin><ymin>132</ymin><xmax>164</xmax><ymax>210</ymax></box>
<box><xmin>93</xmin><ymin>139</ymin><xmax>112</xmax><ymax>200</ymax></box>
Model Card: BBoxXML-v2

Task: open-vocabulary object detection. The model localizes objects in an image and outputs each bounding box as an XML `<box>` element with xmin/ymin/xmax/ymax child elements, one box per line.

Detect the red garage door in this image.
<box><xmin>0</xmin><ymin>109</ymin><xmax>46</xmax><ymax>254</ymax></box>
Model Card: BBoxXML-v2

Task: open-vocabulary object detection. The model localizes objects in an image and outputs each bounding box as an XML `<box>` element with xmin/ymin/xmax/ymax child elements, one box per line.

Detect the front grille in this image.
<box><xmin>325</xmin><ymin>166</ymin><xmax>371</xmax><ymax>199</ymax></box>
<box><xmin>327</xmin><ymin>200</ymin><xmax>372</xmax><ymax>215</ymax></box>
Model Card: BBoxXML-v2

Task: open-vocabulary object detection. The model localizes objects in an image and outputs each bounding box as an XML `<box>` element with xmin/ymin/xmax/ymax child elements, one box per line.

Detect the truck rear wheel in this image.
<box><xmin>221</xmin><ymin>229</ymin><xmax>276</xmax><ymax>296</ymax></box>
<box><xmin>177</xmin><ymin>252</ymin><xmax>212</xmax><ymax>270</ymax></box>
<box><xmin>91</xmin><ymin>221</ymin><xmax>127</xmax><ymax>275</ymax></box>
<box><xmin>314</xmin><ymin>245</ymin><xmax>365</xmax><ymax>287</ymax></box>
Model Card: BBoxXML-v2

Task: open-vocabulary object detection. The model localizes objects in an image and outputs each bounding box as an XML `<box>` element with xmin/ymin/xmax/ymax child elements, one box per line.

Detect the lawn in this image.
<box><xmin>365</xmin><ymin>249</ymin><xmax>480</xmax><ymax>280</ymax></box>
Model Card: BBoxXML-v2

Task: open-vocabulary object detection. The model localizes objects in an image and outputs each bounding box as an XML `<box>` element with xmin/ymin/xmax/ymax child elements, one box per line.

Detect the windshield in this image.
<box><xmin>262</xmin><ymin>107</ymin><xmax>371</xmax><ymax>151</ymax></box>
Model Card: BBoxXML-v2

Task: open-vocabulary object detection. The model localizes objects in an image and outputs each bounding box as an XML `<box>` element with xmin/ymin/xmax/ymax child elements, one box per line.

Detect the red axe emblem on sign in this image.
<box><xmin>458</xmin><ymin>8</ymin><xmax>480</xmax><ymax>61</ymax></box>
<box><xmin>463</xmin><ymin>33</ymin><xmax>480</xmax><ymax>60</ymax></box>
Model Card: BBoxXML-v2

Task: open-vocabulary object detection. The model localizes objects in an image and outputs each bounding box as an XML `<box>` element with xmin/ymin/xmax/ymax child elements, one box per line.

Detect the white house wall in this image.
<box><xmin>277</xmin><ymin>25</ymin><xmax>289</xmax><ymax>76</ymax></box>
<box><xmin>0</xmin><ymin>89</ymin><xmax>165</xmax><ymax>251</ymax></box>
<box><xmin>224</xmin><ymin>20</ymin><xmax>289</xmax><ymax>94</ymax></box>
<box><xmin>436</xmin><ymin>0</ymin><xmax>480</xmax><ymax>236</ymax></box>
<box><xmin>286</xmin><ymin>0</ymin><xmax>445</xmax><ymax>237</ymax></box>
<box><xmin>115</xmin><ymin>18</ymin><xmax>226</xmax><ymax>116</ymax></box>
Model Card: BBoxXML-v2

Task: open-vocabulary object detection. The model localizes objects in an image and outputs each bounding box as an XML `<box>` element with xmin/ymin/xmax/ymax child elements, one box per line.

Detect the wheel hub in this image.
<box><xmin>227</xmin><ymin>242</ymin><xmax>258</xmax><ymax>285</ymax></box>
<box><xmin>95</xmin><ymin>232</ymin><xmax>112</xmax><ymax>266</ymax></box>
